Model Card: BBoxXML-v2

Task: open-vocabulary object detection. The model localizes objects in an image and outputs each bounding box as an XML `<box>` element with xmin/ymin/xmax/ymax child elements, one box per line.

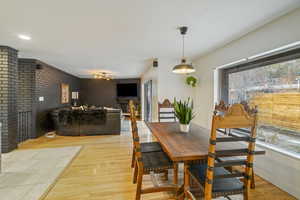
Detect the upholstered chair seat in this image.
<box><xmin>140</xmin><ymin>142</ymin><xmax>162</xmax><ymax>153</ymax></box>
<box><xmin>189</xmin><ymin>163</ymin><xmax>244</xmax><ymax>197</ymax></box>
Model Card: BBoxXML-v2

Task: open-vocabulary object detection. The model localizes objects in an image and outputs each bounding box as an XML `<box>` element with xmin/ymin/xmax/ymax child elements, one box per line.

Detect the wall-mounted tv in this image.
<box><xmin>117</xmin><ymin>83</ymin><xmax>138</xmax><ymax>97</ymax></box>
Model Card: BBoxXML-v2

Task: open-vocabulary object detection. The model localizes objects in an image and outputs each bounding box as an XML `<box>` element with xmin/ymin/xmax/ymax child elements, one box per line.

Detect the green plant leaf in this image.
<box><xmin>173</xmin><ymin>97</ymin><xmax>195</xmax><ymax>124</ymax></box>
<box><xmin>186</xmin><ymin>76</ymin><xmax>198</xmax><ymax>87</ymax></box>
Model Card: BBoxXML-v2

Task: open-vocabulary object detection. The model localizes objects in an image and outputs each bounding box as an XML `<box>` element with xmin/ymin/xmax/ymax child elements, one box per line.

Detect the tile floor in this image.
<box><xmin>0</xmin><ymin>146</ymin><xmax>81</xmax><ymax>200</ymax></box>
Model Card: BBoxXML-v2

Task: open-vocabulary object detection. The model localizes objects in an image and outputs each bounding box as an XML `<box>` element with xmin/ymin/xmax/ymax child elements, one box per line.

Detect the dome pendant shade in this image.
<box><xmin>172</xmin><ymin>59</ymin><xmax>195</xmax><ymax>74</ymax></box>
<box><xmin>172</xmin><ymin>26</ymin><xmax>196</xmax><ymax>74</ymax></box>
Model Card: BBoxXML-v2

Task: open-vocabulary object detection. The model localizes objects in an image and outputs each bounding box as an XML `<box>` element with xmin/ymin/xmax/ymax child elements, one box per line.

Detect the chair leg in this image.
<box><xmin>243</xmin><ymin>189</ymin><xmax>249</xmax><ymax>200</ymax></box>
<box><xmin>131</xmin><ymin>149</ymin><xmax>135</xmax><ymax>168</ymax></box>
<box><xmin>177</xmin><ymin>191</ymin><xmax>185</xmax><ymax>200</ymax></box>
<box><xmin>133</xmin><ymin>161</ymin><xmax>138</xmax><ymax>184</ymax></box>
<box><xmin>173</xmin><ymin>162</ymin><xmax>178</xmax><ymax>185</ymax></box>
<box><xmin>185</xmin><ymin>190</ymin><xmax>197</xmax><ymax>200</ymax></box>
<box><xmin>251</xmin><ymin>168</ymin><xmax>256</xmax><ymax>189</ymax></box>
<box><xmin>135</xmin><ymin>168</ymin><xmax>143</xmax><ymax>200</ymax></box>
<box><xmin>163</xmin><ymin>169</ymin><xmax>169</xmax><ymax>181</ymax></box>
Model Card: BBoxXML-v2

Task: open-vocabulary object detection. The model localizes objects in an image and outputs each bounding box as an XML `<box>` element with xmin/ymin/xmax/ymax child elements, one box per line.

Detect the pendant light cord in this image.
<box><xmin>182</xmin><ymin>34</ymin><xmax>185</xmax><ymax>58</ymax></box>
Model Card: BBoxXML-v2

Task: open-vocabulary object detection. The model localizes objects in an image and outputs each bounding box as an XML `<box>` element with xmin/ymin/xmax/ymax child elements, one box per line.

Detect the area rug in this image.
<box><xmin>0</xmin><ymin>146</ymin><xmax>81</xmax><ymax>200</ymax></box>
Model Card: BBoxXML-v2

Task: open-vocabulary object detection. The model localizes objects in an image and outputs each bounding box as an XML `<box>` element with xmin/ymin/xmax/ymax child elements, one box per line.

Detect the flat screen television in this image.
<box><xmin>117</xmin><ymin>83</ymin><xmax>138</xmax><ymax>97</ymax></box>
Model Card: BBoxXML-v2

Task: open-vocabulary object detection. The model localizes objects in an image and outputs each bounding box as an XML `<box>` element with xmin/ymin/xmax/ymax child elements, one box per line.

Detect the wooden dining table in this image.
<box><xmin>146</xmin><ymin>122</ymin><xmax>265</xmax><ymax>197</ymax></box>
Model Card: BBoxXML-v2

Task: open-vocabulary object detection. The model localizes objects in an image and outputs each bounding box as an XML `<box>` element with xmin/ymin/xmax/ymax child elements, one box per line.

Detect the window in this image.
<box><xmin>221</xmin><ymin>49</ymin><xmax>300</xmax><ymax>157</ymax></box>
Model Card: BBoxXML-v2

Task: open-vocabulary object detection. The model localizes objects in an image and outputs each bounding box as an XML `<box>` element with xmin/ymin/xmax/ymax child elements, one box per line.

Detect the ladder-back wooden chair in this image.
<box><xmin>129</xmin><ymin>102</ymin><xmax>170</xmax><ymax>182</ymax></box>
<box><xmin>129</xmin><ymin>101</ymin><xmax>162</xmax><ymax>168</ymax></box>
<box><xmin>214</xmin><ymin>100</ymin><xmax>231</xmax><ymax>136</ymax></box>
<box><xmin>158</xmin><ymin>99</ymin><xmax>176</xmax><ymax>122</ymax></box>
<box><xmin>215</xmin><ymin>100</ymin><xmax>257</xmax><ymax>189</ymax></box>
<box><xmin>185</xmin><ymin>103</ymin><xmax>258</xmax><ymax>200</ymax></box>
<box><xmin>129</xmin><ymin>101</ymin><xmax>178</xmax><ymax>200</ymax></box>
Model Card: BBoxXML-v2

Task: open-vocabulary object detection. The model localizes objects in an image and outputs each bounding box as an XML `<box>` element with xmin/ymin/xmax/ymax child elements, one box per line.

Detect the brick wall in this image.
<box><xmin>0</xmin><ymin>46</ymin><xmax>18</xmax><ymax>153</ymax></box>
<box><xmin>1</xmin><ymin>55</ymin><xmax>81</xmax><ymax>152</ymax></box>
<box><xmin>17</xmin><ymin>59</ymin><xmax>81</xmax><ymax>138</ymax></box>
<box><xmin>18</xmin><ymin>59</ymin><xmax>36</xmax><ymax>139</ymax></box>
<box><xmin>18</xmin><ymin>59</ymin><xmax>36</xmax><ymax>112</ymax></box>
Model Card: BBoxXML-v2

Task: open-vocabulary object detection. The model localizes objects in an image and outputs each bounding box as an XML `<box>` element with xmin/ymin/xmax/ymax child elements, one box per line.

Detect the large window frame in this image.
<box><xmin>219</xmin><ymin>48</ymin><xmax>300</xmax><ymax>159</ymax></box>
<box><xmin>221</xmin><ymin>48</ymin><xmax>300</xmax><ymax>103</ymax></box>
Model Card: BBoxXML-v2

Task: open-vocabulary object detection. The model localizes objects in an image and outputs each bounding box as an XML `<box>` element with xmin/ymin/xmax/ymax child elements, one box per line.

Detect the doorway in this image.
<box><xmin>144</xmin><ymin>80</ymin><xmax>152</xmax><ymax>122</ymax></box>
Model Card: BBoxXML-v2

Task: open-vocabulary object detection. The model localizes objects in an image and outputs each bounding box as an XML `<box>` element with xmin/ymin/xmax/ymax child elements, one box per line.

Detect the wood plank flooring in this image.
<box><xmin>18</xmin><ymin>122</ymin><xmax>296</xmax><ymax>200</ymax></box>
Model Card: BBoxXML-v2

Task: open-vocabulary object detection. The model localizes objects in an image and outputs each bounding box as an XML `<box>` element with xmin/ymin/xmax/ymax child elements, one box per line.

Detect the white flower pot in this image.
<box><xmin>180</xmin><ymin>124</ymin><xmax>190</xmax><ymax>133</ymax></box>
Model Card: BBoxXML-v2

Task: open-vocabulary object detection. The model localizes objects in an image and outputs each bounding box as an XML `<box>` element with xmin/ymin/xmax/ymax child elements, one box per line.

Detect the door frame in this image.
<box><xmin>144</xmin><ymin>80</ymin><xmax>152</xmax><ymax>122</ymax></box>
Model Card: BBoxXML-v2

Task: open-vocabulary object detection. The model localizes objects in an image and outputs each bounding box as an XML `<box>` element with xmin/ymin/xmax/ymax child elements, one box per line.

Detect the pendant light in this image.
<box><xmin>172</xmin><ymin>26</ymin><xmax>196</xmax><ymax>74</ymax></box>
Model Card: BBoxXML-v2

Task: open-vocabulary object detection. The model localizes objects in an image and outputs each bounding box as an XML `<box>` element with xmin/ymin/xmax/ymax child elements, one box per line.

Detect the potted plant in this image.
<box><xmin>186</xmin><ymin>76</ymin><xmax>197</xmax><ymax>87</ymax></box>
<box><xmin>173</xmin><ymin>97</ymin><xmax>195</xmax><ymax>133</ymax></box>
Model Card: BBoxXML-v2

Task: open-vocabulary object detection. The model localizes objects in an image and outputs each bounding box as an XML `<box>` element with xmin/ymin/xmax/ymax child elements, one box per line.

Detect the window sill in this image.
<box><xmin>256</xmin><ymin>141</ymin><xmax>300</xmax><ymax>160</ymax></box>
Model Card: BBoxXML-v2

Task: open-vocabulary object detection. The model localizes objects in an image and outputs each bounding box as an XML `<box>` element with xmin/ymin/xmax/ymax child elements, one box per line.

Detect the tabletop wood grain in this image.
<box><xmin>146</xmin><ymin>122</ymin><xmax>265</xmax><ymax>162</ymax></box>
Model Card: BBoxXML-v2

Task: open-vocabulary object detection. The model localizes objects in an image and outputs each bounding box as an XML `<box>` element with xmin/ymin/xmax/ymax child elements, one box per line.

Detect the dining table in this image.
<box><xmin>146</xmin><ymin>122</ymin><xmax>266</xmax><ymax>198</ymax></box>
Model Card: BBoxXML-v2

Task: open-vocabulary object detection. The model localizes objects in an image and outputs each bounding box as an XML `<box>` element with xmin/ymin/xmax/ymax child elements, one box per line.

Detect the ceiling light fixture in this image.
<box><xmin>93</xmin><ymin>72</ymin><xmax>113</xmax><ymax>80</ymax></box>
<box><xmin>18</xmin><ymin>34</ymin><xmax>31</xmax><ymax>40</ymax></box>
<box><xmin>172</xmin><ymin>26</ymin><xmax>196</xmax><ymax>74</ymax></box>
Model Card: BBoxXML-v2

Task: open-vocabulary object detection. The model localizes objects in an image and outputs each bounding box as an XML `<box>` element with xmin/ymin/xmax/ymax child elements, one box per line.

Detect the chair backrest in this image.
<box><xmin>158</xmin><ymin>99</ymin><xmax>176</xmax><ymax>122</ymax></box>
<box><xmin>129</xmin><ymin>100</ymin><xmax>139</xmax><ymax>139</ymax></box>
<box><xmin>205</xmin><ymin>103</ymin><xmax>258</xmax><ymax>199</ymax></box>
<box><xmin>214</xmin><ymin>100</ymin><xmax>231</xmax><ymax>135</ymax></box>
<box><xmin>214</xmin><ymin>100</ymin><xmax>228</xmax><ymax>113</ymax></box>
<box><xmin>129</xmin><ymin>100</ymin><xmax>143</xmax><ymax>167</ymax></box>
<box><xmin>214</xmin><ymin>100</ymin><xmax>256</xmax><ymax>136</ymax></box>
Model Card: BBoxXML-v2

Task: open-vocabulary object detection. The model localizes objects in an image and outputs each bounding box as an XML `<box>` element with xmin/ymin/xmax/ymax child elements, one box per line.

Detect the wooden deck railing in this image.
<box><xmin>250</xmin><ymin>92</ymin><xmax>300</xmax><ymax>132</ymax></box>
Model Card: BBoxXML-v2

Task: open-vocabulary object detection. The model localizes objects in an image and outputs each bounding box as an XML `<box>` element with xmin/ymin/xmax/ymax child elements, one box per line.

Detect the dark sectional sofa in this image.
<box><xmin>51</xmin><ymin>107</ymin><xmax>121</xmax><ymax>136</ymax></box>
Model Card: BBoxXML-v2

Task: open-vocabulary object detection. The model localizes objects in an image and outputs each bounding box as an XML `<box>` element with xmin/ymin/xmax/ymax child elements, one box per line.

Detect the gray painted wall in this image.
<box><xmin>80</xmin><ymin>78</ymin><xmax>141</xmax><ymax>110</ymax></box>
<box><xmin>34</xmin><ymin>60</ymin><xmax>81</xmax><ymax>137</ymax></box>
<box><xmin>80</xmin><ymin>79</ymin><xmax>118</xmax><ymax>107</ymax></box>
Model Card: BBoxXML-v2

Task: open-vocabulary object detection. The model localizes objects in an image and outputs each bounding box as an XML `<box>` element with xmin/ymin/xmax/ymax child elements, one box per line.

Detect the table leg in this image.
<box><xmin>176</xmin><ymin>185</ymin><xmax>184</xmax><ymax>200</ymax></box>
<box><xmin>175</xmin><ymin>161</ymin><xmax>190</xmax><ymax>199</ymax></box>
<box><xmin>184</xmin><ymin>161</ymin><xmax>190</xmax><ymax>198</ymax></box>
<box><xmin>173</xmin><ymin>162</ymin><xmax>178</xmax><ymax>185</ymax></box>
<box><xmin>176</xmin><ymin>161</ymin><xmax>190</xmax><ymax>199</ymax></box>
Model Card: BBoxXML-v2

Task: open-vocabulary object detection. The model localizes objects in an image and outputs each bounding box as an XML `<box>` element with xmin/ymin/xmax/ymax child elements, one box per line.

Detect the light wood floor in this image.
<box><xmin>18</xmin><ymin>122</ymin><xmax>296</xmax><ymax>200</ymax></box>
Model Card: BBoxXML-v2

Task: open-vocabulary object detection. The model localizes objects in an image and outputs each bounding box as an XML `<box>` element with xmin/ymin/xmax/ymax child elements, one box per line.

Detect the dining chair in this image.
<box><xmin>185</xmin><ymin>103</ymin><xmax>258</xmax><ymax>200</ymax></box>
<box><xmin>158</xmin><ymin>99</ymin><xmax>176</xmax><ymax>122</ymax></box>
<box><xmin>214</xmin><ymin>100</ymin><xmax>231</xmax><ymax>136</ymax></box>
<box><xmin>129</xmin><ymin>102</ymin><xmax>178</xmax><ymax>200</ymax></box>
<box><xmin>215</xmin><ymin>100</ymin><xmax>257</xmax><ymax>189</ymax></box>
<box><xmin>129</xmin><ymin>101</ymin><xmax>172</xmax><ymax>180</ymax></box>
<box><xmin>129</xmin><ymin>101</ymin><xmax>163</xmax><ymax>168</ymax></box>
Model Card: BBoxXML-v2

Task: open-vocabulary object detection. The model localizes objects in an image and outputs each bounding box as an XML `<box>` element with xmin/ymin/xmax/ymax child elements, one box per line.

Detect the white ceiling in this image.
<box><xmin>1</xmin><ymin>0</ymin><xmax>299</xmax><ymax>78</ymax></box>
